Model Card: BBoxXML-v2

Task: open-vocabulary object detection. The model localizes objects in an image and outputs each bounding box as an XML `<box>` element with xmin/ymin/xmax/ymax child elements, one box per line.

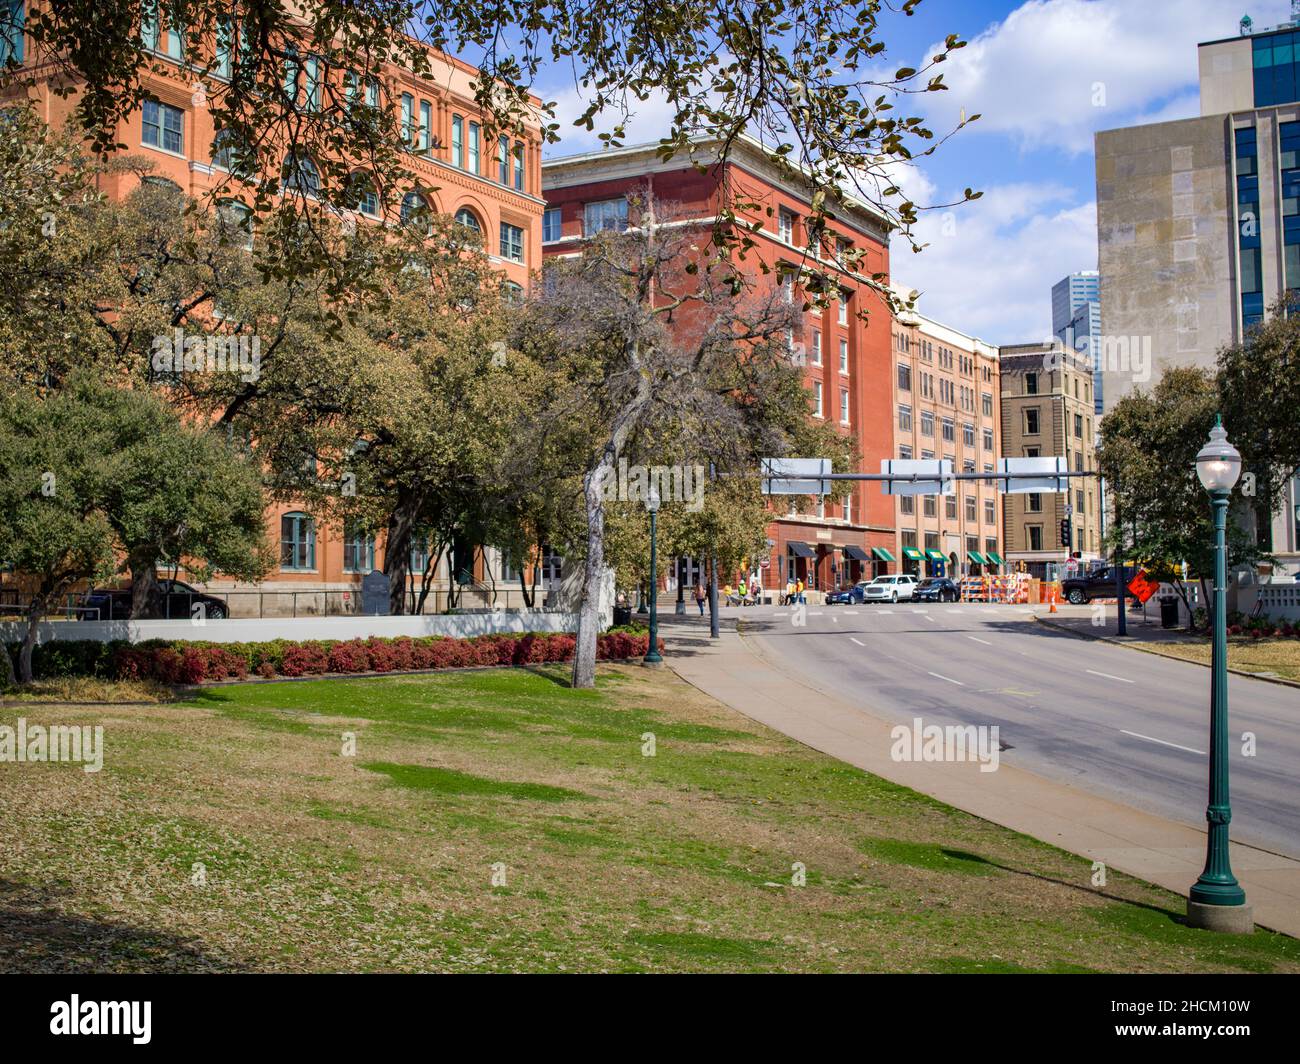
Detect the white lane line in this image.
<box><xmin>878</xmin><ymin>610</ymin><xmax>893</xmax><ymax>615</ymax></box>
<box><xmin>850</xmin><ymin>637</ymin><xmax>866</xmax><ymax>647</ymax></box>
<box><xmin>924</xmin><ymin>614</ymin><xmax>941</xmax><ymax>623</ymax></box>
<box><xmin>1086</xmin><ymin>668</ymin><xmax>1134</xmax><ymax>684</ymax></box>
<box><xmin>844</xmin><ymin>610</ymin><xmax>859</xmax><ymax>616</ymax></box>
<box><xmin>967</xmin><ymin>636</ymin><xmax>992</xmax><ymax>646</ymax></box>
<box><xmin>927</xmin><ymin>671</ymin><xmax>965</xmax><ymax>686</ymax></box>
<box><xmin>946</xmin><ymin>609</ymin><xmax>963</xmax><ymax>615</ymax></box>
<box><xmin>1120</xmin><ymin>730</ymin><xmax>1206</xmax><ymax>757</ymax></box>
<box><xmin>831</xmin><ymin>616</ymin><xmax>839</xmax><ymax>624</ymax></box>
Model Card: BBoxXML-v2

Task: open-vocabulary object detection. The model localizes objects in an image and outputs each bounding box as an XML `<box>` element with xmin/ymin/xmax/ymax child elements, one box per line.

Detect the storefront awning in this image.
<box><xmin>842</xmin><ymin>545</ymin><xmax>871</xmax><ymax>562</ymax></box>
<box><xmin>985</xmin><ymin>551</ymin><xmax>1004</xmax><ymax>566</ymax></box>
<box><xmin>872</xmin><ymin>547</ymin><xmax>897</xmax><ymax>562</ymax></box>
<box><xmin>925</xmin><ymin>549</ymin><xmax>946</xmax><ymax>561</ymax></box>
<box><xmin>902</xmin><ymin>546</ymin><xmax>925</xmax><ymax>561</ymax></box>
<box><xmin>968</xmin><ymin>551</ymin><xmax>986</xmax><ymax>565</ymax></box>
<box><xmin>787</xmin><ymin>541</ymin><xmax>817</xmax><ymax>559</ymax></box>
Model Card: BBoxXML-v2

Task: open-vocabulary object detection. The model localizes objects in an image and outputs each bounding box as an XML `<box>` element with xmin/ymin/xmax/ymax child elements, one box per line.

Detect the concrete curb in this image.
<box><xmin>1033</xmin><ymin>615</ymin><xmax>1300</xmax><ymax>691</ymax></box>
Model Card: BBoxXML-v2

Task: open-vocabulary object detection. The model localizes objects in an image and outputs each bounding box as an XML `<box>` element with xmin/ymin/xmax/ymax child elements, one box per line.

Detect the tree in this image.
<box><xmin>7</xmin><ymin>1</ymin><xmax>977</xmax><ymax>294</ymax></box>
<box><xmin>515</xmin><ymin>198</ymin><xmax>855</xmax><ymax>687</ymax></box>
<box><xmin>1097</xmin><ymin>367</ymin><xmax>1263</xmax><ymax>627</ymax></box>
<box><xmin>0</xmin><ymin>374</ymin><xmax>269</xmax><ymax>682</ymax></box>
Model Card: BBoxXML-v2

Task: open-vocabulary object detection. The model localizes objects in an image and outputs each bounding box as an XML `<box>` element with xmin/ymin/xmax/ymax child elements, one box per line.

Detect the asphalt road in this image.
<box><xmin>735</xmin><ymin>602</ymin><xmax>1300</xmax><ymax>860</ymax></box>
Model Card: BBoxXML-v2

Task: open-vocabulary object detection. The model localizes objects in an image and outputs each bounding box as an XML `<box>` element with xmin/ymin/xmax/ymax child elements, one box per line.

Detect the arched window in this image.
<box><xmin>401</xmin><ymin>191</ymin><xmax>430</xmax><ymax>232</ymax></box>
<box><xmin>454</xmin><ymin>207</ymin><xmax>481</xmax><ymax>234</ymax></box>
<box><xmin>348</xmin><ymin>173</ymin><xmax>379</xmax><ymax>217</ymax></box>
<box><xmin>343</xmin><ymin>521</ymin><xmax>376</xmax><ymax>573</ymax></box>
<box><xmin>216</xmin><ymin>198</ymin><xmax>253</xmax><ymax>250</ymax></box>
<box><xmin>280</xmin><ymin>512</ymin><xmax>316</xmax><ymax>570</ymax></box>
<box><xmin>211</xmin><ymin>128</ymin><xmax>254</xmax><ymax>179</ymax></box>
<box><xmin>281</xmin><ymin>152</ymin><xmax>319</xmax><ymax>196</ymax></box>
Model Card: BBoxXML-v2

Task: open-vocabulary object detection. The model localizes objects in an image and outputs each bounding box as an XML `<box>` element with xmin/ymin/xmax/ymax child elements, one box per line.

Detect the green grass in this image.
<box><xmin>0</xmin><ymin>663</ymin><xmax>1296</xmax><ymax>974</ymax></box>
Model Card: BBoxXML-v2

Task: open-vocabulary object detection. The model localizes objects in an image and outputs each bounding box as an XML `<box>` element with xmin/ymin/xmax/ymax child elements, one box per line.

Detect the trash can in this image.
<box><xmin>612</xmin><ymin>605</ymin><xmax>632</xmax><ymax>627</ymax></box>
<box><xmin>1160</xmin><ymin>595</ymin><xmax>1179</xmax><ymax>629</ymax></box>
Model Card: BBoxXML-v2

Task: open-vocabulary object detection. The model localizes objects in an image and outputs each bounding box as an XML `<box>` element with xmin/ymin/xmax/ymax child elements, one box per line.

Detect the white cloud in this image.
<box><xmin>893</xmin><ymin>182</ymin><xmax>1097</xmax><ymax>345</ymax></box>
<box><xmin>542</xmin><ymin>83</ymin><xmax>682</xmax><ymax>158</ymax></box>
<box><xmin>916</xmin><ymin>0</ymin><xmax>1293</xmax><ymax>153</ymax></box>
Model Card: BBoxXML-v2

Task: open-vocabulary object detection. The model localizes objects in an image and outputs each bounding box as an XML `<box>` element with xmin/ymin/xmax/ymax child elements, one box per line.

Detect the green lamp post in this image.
<box><xmin>1187</xmin><ymin>416</ymin><xmax>1252</xmax><ymax>933</ymax></box>
<box><xmin>643</xmin><ymin>485</ymin><xmax>664</xmax><ymax>666</ymax></box>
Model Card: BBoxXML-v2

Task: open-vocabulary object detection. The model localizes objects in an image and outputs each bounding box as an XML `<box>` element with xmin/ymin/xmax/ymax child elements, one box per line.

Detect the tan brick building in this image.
<box><xmin>891</xmin><ymin>289</ymin><xmax>1005</xmax><ymax>579</ymax></box>
<box><xmin>998</xmin><ymin>342</ymin><xmax>1102</xmax><ymax>579</ymax></box>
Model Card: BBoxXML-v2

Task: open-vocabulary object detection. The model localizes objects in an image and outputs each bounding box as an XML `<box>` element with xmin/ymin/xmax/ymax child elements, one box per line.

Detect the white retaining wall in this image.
<box><xmin>1242</xmin><ymin>582</ymin><xmax>1300</xmax><ymax>622</ymax></box>
<box><xmin>0</xmin><ymin>611</ymin><xmax>581</xmax><ymax>646</ymax></box>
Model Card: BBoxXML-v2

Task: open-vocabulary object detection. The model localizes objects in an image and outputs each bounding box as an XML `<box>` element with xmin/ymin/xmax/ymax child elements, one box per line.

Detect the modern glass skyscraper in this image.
<box><xmin>1052</xmin><ymin>271</ymin><xmax>1102</xmax><ymax>414</ymax></box>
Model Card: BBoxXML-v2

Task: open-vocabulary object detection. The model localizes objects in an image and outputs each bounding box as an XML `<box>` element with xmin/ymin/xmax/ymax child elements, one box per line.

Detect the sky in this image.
<box><xmin>538</xmin><ymin>0</ymin><xmax>1298</xmax><ymax>346</ymax></box>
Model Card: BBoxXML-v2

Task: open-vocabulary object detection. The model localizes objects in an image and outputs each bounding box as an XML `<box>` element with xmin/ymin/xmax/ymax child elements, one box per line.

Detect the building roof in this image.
<box><xmin>889</xmin><ymin>282</ymin><xmax>999</xmax><ymax>359</ymax></box>
<box><xmin>542</xmin><ymin>133</ymin><xmax>890</xmax><ymax>243</ymax></box>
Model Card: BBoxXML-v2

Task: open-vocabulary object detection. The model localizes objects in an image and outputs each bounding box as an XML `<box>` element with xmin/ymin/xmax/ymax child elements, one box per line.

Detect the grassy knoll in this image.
<box><xmin>0</xmin><ymin>665</ymin><xmax>1295</xmax><ymax>973</ymax></box>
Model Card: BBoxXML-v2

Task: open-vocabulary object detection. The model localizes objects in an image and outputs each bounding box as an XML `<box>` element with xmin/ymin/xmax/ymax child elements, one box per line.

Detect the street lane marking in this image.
<box><xmin>878</xmin><ymin>610</ymin><xmax>893</xmax><ymax>615</ymax></box>
<box><xmin>1120</xmin><ymin>730</ymin><xmax>1205</xmax><ymax>757</ymax></box>
<box><xmin>927</xmin><ymin>671</ymin><xmax>965</xmax><ymax>686</ymax></box>
<box><xmin>844</xmin><ymin>610</ymin><xmax>859</xmax><ymax>616</ymax></box>
<box><xmin>924</xmin><ymin>614</ymin><xmax>941</xmax><ymax>623</ymax></box>
<box><xmin>1086</xmin><ymin>668</ymin><xmax>1134</xmax><ymax>684</ymax></box>
<box><xmin>967</xmin><ymin>636</ymin><xmax>992</xmax><ymax>645</ymax></box>
<box><xmin>947</xmin><ymin>609</ymin><xmax>963</xmax><ymax>615</ymax></box>
<box><xmin>850</xmin><ymin>637</ymin><xmax>866</xmax><ymax>647</ymax></box>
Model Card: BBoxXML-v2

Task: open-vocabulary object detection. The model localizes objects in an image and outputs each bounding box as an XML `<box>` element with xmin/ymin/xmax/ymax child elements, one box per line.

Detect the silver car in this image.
<box><xmin>861</xmin><ymin>574</ymin><xmax>919</xmax><ymax>603</ymax></box>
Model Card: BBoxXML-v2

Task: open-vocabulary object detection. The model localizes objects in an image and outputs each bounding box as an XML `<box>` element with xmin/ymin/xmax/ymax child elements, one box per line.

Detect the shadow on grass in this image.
<box><xmin>0</xmin><ymin>878</ymin><xmax>246</xmax><ymax>974</ymax></box>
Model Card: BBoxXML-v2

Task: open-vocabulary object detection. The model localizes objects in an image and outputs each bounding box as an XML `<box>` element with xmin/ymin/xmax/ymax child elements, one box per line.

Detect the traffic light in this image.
<box><xmin>1059</xmin><ymin>519</ymin><xmax>1072</xmax><ymax>548</ymax></box>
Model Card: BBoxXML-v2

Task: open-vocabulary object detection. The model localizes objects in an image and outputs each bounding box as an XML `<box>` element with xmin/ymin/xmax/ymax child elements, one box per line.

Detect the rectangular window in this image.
<box><xmin>778</xmin><ymin>209</ymin><xmax>795</xmax><ymax>243</ymax></box>
<box><xmin>923</xmin><ymin>495</ymin><xmax>937</xmax><ymax>518</ymax></box>
<box><xmin>499</xmin><ymin>222</ymin><xmax>524</xmax><ymax>263</ymax></box>
<box><xmin>1074</xmin><ymin>412</ymin><xmax>1084</xmax><ymax>438</ymax></box>
<box><xmin>140</xmin><ymin>1</ymin><xmax>160</xmax><ymax>53</ymax></box>
<box><xmin>365</xmin><ymin>77</ymin><xmax>379</xmax><ymax>109</ymax></box>
<box><xmin>810</xmin><ymin>329</ymin><xmax>822</xmax><ymax>365</ymax></box>
<box><xmin>920</xmin><ymin>411</ymin><xmax>934</xmax><ymax>436</ymax></box>
<box><xmin>401</xmin><ymin>93</ymin><xmax>414</xmax><ymax>145</ymax></box>
<box><xmin>899</xmin><ymin>445</ymin><xmax>913</xmax><ymax>460</ymax></box>
<box><xmin>452</xmin><ymin>116</ymin><xmax>463</xmax><ymax>168</ymax></box>
<box><xmin>897</xmin><ymin>363</ymin><xmax>910</xmax><ymax>391</ymax></box>
<box><xmin>142</xmin><ymin>98</ymin><xmax>184</xmax><ymax>155</ymax></box>
<box><xmin>982</xmin><ymin>392</ymin><xmax>993</xmax><ymax>417</ymax></box>
<box><xmin>838</xmin><ymin>298</ymin><xmax>848</xmax><ymax>326</ymax></box>
<box><xmin>812</xmin><ymin>380</ymin><xmax>823</xmax><ymax>418</ymax></box>
<box><xmin>1028</xmin><ymin>525</ymin><xmax>1043</xmax><ymax>552</ymax></box>
<box><xmin>1026</xmin><ymin>493</ymin><xmax>1042</xmax><ymax>513</ymax></box>
<box><xmin>343</xmin><ymin>524</ymin><xmax>375</xmax><ymax>573</ymax></box>
<box><xmin>542</xmin><ymin>207</ymin><xmax>561</xmax><ymax>243</ymax></box>
<box><xmin>965</xmin><ymin>495</ymin><xmax>977</xmax><ymax>522</ymax></box>
<box><xmin>983</xmin><ymin>428</ymin><xmax>994</xmax><ymax>451</ymax></box>
<box><xmin>900</xmin><ymin>495</ymin><xmax>914</xmax><ymax>515</ymax></box>
<box><xmin>898</xmin><ymin>404</ymin><xmax>912</xmax><ymax>431</ymax></box>
<box><xmin>942</xmin><ymin>418</ymin><xmax>955</xmax><ymax>443</ymax></box>
<box><xmin>498</xmin><ymin>134</ymin><xmax>509</xmax><ymax>183</ymax></box>
<box><xmin>1024</xmin><ymin>408</ymin><xmax>1040</xmax><ymax>435</ymax></box>
<box><xmin>1026</xmin><ymin>371</ymin><xmax>1039</xmax><ymax>395</ymax></box>
<box><xmin>214</xmin><ymin>16</ymin><xmax>232</xmax><ymax>79</ymax></box>
<box><xmin>839</xmin><ymin>339</ymin><xmax>848</xmax><ymax>374</ymax></box>
<box><xmin>584</xmin><ymin>198</ymin><xmax>628</xmax><ymax>234</ymax></box>
<box><xmin>280</xmin><ymin>514</ymin><xmax>316</xmax><ymax>571</ymax></box>
<box><xmin>468</xmin><ymin>121</ymin><xmax>480</xmax><ymax>173</ymax></box>
<box><xmin>985</xmin><ymin>499</ymin><xmax>996</xmax><ymax>525</ymax></box>
<box><xmin>514</xmin><ymin>142</ymin><xmax>524</xmax><ymax>190</ymax></box>
<box><xmin>419</xmin><ymin>100</ymin><xmax>432</xmax><ymax>154</ymax></box>
<box><xmin>946</xmin><ymin>495</ymin><xmax>958</xmax><ymax>519</ymax></box>
<box><xmin>962</xmin><ymin>423</ymin><xmax>975</xmax><ymax>447</ymax></box>
<box><xmin>839</xmin><ymin>388</ymin><xmax>849</xmax><ymax>425</ymax></box>
<box><xmin>0</xmin><ymin>0</ymin><xmax>21</xmax><ymax>63</ymax></box>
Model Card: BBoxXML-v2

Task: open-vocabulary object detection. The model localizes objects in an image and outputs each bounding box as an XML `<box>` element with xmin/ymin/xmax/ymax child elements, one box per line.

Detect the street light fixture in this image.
<box><xmin>643</xmin><ymin>485</ymin><xmax>664</xmax><ymax>666</ymax></box>
<box><xmin>1187</xmin><ymin>415</ymin><xmax>1251</xmax><ymax>933</ymax></box>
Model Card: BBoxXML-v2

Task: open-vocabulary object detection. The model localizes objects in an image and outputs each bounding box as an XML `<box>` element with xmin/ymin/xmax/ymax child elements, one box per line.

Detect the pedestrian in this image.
<box><xmin>796</xmin><ymin>577</ymin><xmax>805</xmax><ymax>604</ymax></box>
<box><xmin>693</xmin><ymin>580</ymin><xmax>707</xmax><ymax>616</ymax></box>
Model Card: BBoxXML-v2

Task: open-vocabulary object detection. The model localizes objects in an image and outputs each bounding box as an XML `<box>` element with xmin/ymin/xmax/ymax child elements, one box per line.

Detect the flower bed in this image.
<box><xmin>14</xmin><ymin>630</ymin><xmax>659</xmax><ymax>685</ymax></box>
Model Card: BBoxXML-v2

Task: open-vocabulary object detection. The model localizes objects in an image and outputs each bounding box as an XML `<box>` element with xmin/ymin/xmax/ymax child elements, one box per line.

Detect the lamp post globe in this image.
<box><xmin>643</xmin><ymin>486</ymin><xmax>663</xmax><ymax>666</ymax></box>
<box><xmin>1187</xmin><ymin>415</ymin><xmax>1251</xmax><ymax>932</ymax></box>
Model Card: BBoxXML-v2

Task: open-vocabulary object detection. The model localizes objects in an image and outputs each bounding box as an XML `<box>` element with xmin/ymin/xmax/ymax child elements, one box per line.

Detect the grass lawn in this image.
<box><xmin>1</xmin><ymin>664</ymin><xmax>1297</xmax><ymax>973</ymax></box>
<box><xmin>1136</xmin><ymin>636</ymin><xmax>1300</xmax><ymax>683</ymax></box>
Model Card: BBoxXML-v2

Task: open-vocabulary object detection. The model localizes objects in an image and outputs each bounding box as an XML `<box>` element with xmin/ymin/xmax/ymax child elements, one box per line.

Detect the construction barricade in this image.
<box><xmin>959</xmin><ymin>573</ymin><xmax>1031</xmax><ymax>604</ymax></box>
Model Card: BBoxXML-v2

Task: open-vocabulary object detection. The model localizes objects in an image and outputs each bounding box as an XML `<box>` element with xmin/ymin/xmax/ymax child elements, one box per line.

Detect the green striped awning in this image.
<box><xmin>925</xmin><ymin>549</ymin><xmax>946</xmax><ymax>561</ymax></box>
<box><xmin>872</xmin><ymin>547</ymin><xmax>897</xmax><ymax>562</ymax></box>
<box><xmin>902</xmin><ymin>546</ymin><xmax>925</xmax><ymax>561</ymax></box>
<box><xmin>985</xmin><ymin>551</ymin><xmax>1004</xmax><ymax>566</ymax></box>
<box><xmin>968</xmin><ymin>551</ymin><xmax>986</xmax><ymax>564</ymax></box>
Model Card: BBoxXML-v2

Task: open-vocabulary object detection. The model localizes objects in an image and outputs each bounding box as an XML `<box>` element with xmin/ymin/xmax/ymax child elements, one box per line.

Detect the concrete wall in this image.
<box><xmin>0</xmin><ymin>611</ymin><xmax>581</xmax><ymax>646</ymax></box>
<box><xmin>1095</xmin><ymin>114</ymin><xmax>1236</xmax><ymax>413</ymax></box>
<box><xmin>1199</xmin><ymin>38</ymin><xmax>1254</xmax><ymax>116</ymax></box>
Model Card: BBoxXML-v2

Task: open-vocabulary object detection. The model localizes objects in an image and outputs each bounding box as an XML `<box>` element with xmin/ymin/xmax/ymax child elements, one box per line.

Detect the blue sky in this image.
<box><xmin>540</xmin><ymin>0</ymin><xmax>1296</xmax><ymax>345</ymax></box>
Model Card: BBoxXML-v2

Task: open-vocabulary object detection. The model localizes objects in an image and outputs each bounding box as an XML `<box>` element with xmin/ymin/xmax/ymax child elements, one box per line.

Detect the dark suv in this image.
<box><xmin>912</xmin><ymin>577</ymin><xmax>961</xmax><ymax>603</ymax></box>
<box><xmin>79</xmin><ymin>580</ymin><xmax>229</xmax><ymax>620</ymax></box>
<box><xmin>1060</xmin><ymin>566</ymin><xmax>1137</xmax><ymax>605</ymax></box>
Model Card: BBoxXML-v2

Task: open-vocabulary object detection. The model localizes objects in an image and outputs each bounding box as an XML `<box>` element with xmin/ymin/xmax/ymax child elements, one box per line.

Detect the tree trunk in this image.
<box><xmin>415</xmin><ymin>544</ymin><xmax>441</xmax><ymax>615</ymax></box>
<box><xmin>384</xmin><ymin>494</ymin><xmax>421</xmax><ymax>615</ymax></box>
<box><xmin>129</xmin><ymin>556</ymin><xmax>163</xmax><ymax>619</ymax></box>
<box><xmin>1</xmin><ymin>640</ymin><xmax>15</xmax><ymax>688</ymax></box>
<box><xmin>18</xmin><ymin>598</ymin><xmax>44</xmax><ymax>684</ymax></box>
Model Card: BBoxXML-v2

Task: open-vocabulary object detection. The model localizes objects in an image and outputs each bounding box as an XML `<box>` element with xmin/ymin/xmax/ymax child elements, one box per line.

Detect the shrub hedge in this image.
<box><xmin>8</xmin><ymin>631</ymin><xmax>659</xmax><ymax>685</ymax></box>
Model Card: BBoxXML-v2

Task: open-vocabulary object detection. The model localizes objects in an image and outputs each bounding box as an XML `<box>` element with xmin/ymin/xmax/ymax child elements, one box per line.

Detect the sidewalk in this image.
<box><xmin>662</xmin><ymin>617</ymin><xmax>1300</xmax><ymax>937</ymax></box>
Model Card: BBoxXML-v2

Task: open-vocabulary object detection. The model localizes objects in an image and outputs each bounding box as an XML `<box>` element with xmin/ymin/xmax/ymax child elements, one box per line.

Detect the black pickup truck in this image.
<box><xmin>1060</xmin><ymin>565</ymin><xmax>1139</xmax><ymax>604</ymax></box>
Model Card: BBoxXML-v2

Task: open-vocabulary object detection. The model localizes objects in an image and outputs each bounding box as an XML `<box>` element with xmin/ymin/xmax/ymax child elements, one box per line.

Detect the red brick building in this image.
<box><xmin>541</xmin><ymin>136</ymin><xmax>896</xmax><ymax>597</ymax></box>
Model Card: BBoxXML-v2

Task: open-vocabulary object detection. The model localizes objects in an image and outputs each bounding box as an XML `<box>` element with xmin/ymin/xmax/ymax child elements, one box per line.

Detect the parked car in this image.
<box><xmin>862</xmin><ymin>574</ymin><xmax>919</xmax><ymax>603</ymax></box>
<box><xmin>1060</xmin><ymin>565</ymin><xmax>1137</xmax><ymax>605</ymax></box>
<box><xmin>79</xmin><ymin>580</ymin><xmax>229</xmax><ymax>620</ymax></box>
<box><xmin>912</xmin><ymin>577</ymin><xmax>961</xmax><ymax>603</ymax></box>
<box><xmin>826</xmin><ymin>581</ymin><xmax>872</xmax><ymax>605</ymax></box>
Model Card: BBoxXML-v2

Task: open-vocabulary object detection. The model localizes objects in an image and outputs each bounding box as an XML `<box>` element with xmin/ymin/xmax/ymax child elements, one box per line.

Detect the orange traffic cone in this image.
<box><xmin>1049</xmin><ymin>585</ymin><xmax>1058</xmax><ymax>613</ymax></box>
